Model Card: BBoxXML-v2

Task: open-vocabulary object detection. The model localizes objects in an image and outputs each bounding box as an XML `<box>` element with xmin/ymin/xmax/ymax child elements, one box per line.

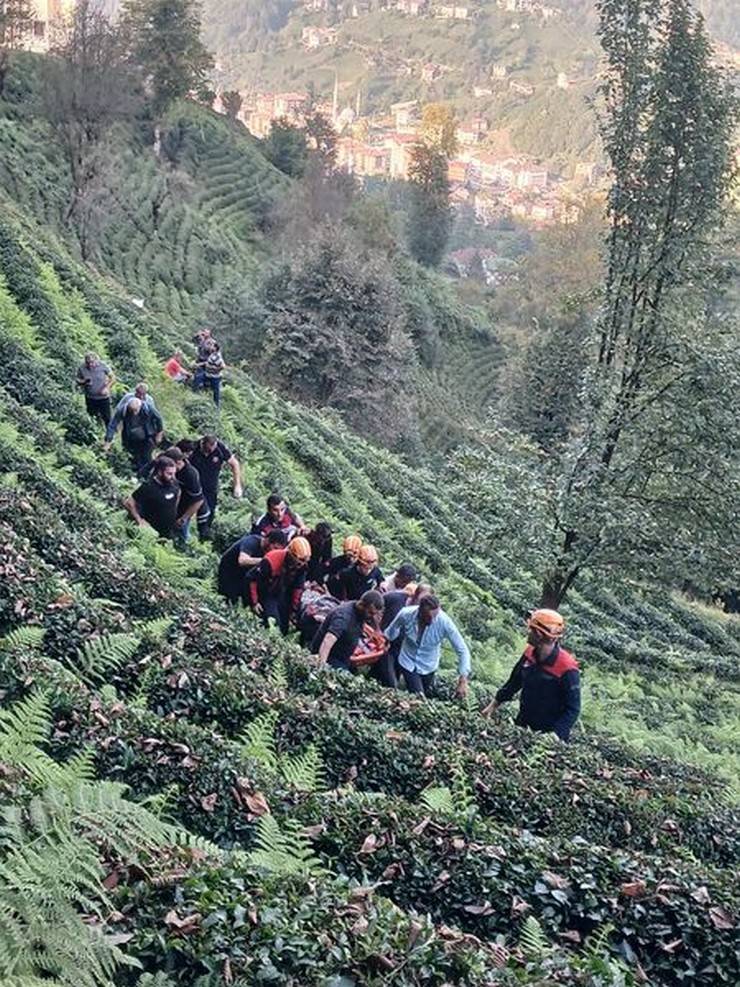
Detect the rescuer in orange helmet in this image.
<box><xmin>481</xmin><ymin>609</ymin><xmax>581</xmax><ymax>741</ymax></box>
<box><xmin>245</xmin><ymin>537</ymin><xmax>312</xmax><ymax>635</ymax></box>
<box><xmin>325</xmin><ymin>534</ymin><xmax>364</xmax><ymax>596</ymax></box>
<box><xmin>337</xmin><ymin>543</ymin><xmax>384</xmax><ymax>601</ymax></box>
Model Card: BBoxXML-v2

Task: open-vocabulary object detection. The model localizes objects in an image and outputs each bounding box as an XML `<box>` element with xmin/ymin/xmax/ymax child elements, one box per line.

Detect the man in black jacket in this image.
<box><xmin>311</xmin><ymin>590</ymin><xmax>385</xmax><ymax>672</ymax></box>
<box><xmin>482</xmin><ymin>608</ymin><xmax>581</xmax><ymax>741</ymax></box>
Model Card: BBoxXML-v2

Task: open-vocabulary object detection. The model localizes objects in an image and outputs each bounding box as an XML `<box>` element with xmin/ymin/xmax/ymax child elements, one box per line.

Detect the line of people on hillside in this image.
<box><xmin>74</xmin><ymin>354</ymin><xmax>581</xmax><ymax>741</ymax></box>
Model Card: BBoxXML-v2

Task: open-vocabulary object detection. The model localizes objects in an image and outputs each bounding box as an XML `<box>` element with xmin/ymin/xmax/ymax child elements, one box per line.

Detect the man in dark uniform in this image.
<box><xmin>217</xmin><ymin>529</ymin><xmax>287</xmax><ymax>605</ymax></box>
<box><xmin>481</xmin><ymin>608</ymin><xmax>581</xmax><ymax>741</ymax></box>
<box><xmin>123</xmin><ymin>456</ymin><xmax>180</xmax><ymax>538</ymax></box>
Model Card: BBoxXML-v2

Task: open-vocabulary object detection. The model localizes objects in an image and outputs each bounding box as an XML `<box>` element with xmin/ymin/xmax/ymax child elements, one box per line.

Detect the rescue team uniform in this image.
<box><xmin>306</xmin><ymin>530</ymin><xmax>333</xmax><ymax>583</ymax></box>
<box><xmin>336</xmin><ymin>563</ymin><xmax>384</xmax><ymax>601</ymax></box>
<box><xmin>252</xmin><ymin>507</ymin><xmax>301</xmax><ymax>540</ymax></box>
<box><xmin>217</xmin><ymin>533</ymin><xmax>264</xmax><ymax>605</ymax></box>
<box><xmin>310</xmin><ymin>600</ymin><xmax>365</xmax><ymax>671</ymax></box>
<box><xmin>325</xmin><ymin>553</ymin><xmax>355</xmax><ymax>596</ymax></box>
<box><xmin>245</xmin><ymin>548</ymin><xmax>306</xmax><ymax>635</ymax></box>
<box><xmin>130</xmin><ymin>477</ymin><xmax>180</xmax><ymax>537</ymax></box>
<box><xmin>385</xmin><ymin>605</ymin><xmax>470</xmax><ymax>697</ymax></box>
<box><xmin>495</xmin><ymin>643</ymin><xmax>581</xmax><ymax>741</ymax></box>
<box><xmin>190</xmin><ymin>440</ymin><xmax>232</xmax><ymax>537</ymax></box>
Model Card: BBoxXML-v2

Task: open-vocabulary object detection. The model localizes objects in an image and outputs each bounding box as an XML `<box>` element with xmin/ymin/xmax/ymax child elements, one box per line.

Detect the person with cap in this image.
<box><xmin>76</xmin><ymin>352</ymin><xmax>115</xmax><ymax>425</ymax></box>
<box><xmin>306</xmin><ymin>521</ymin><xmax>333</xmax><ymax>583</ymax></box>
<box><xmin>123</xmin><ymin>455</ymin><xmax>180</xmax><ymax>538</ymax></box>
<box><xmin>245</xmin><ymin>536</ymin><xmax>312</xmax><ymax>634</ymax></box>
<box><xmin>217</xmin><ymin>529</ymin><xmax>287</xmax><ymax>606</ymax></box>
<box><xmin>325</xmin><ymin>534</ymin><xmax>363</xmax><ymax>596</ymax></box>
<box><xmin>384</xmin><ymin>594</ymin><xmax>470</xmax><ymax>699</ymax></box>
<box><xmin>252</xmin><ymin>494</ymin><xmax>307</xmax><ymax>541</ymax></box>
<box><xmin>311</xmin><ymin>590</ymin><xmax>385</xmax><ymax>672</ymax></box>
<box><xmin>187</xmin><ymin>434</ymin><xmax>243</xmax><ymax>540</ymax></box>
<box><xmin>380</xmin><ymin>563</ymin><xmax>418</xmax><ymax>594</ymax></box>
<box><xmin>105</xmin><ymin>396</ymin><xmax>164</xmax><ymax>473</ymax></box>
<box><xmin>481</xmin><ymin>609</ymin><xmax>581</xmax><ymax>741</ymax></box>
<box><xmin>337</xmin><ymin>544</ymin><xmax>384</xmax><ymax>601</ymax></box>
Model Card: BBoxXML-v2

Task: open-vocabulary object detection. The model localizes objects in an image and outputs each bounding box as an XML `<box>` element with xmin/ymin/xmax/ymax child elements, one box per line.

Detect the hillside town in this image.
<box><xmin>218</xmin><ymin>87</ymin><xmax>600</xmax><ymax>229</ymax></box>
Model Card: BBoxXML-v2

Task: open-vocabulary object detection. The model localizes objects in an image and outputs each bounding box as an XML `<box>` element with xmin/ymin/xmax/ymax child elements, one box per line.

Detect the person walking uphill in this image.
<box><xmin>481</xmin><ymin>609</ymin><xmax>581</xmax><ymax>741</ymax></box>
<box><xmin>123</xmin><ymin>456</ymin><xmax>180</xmax><ymax>538</ymax></box>
<box><xmin>217</xmin><ymin>529</ymin><xmax>287</xmax><ymax>606</ymax></box>
<box><xmin>76</xmin><ymin>353</ymin><xmax>115</xmax><ymax>425</ymax></box>
<box><xmin>105</xmin><ymin>397</ymin><xmax>163</xmax><ymax>473</ymax></box>
<box><xmin>245</xmin><ymin>536</ymin><xmax>312</xmax><ymax>634</ymax></box>
<box><xmin>187</xmin><ymin>435</ymin><xmax>242</xmax><ymax>540</ymax></box>
<box><xmin>384</xmin><ymin>595</ymin><xmax>470</xmax><ymax>699</ymax></box>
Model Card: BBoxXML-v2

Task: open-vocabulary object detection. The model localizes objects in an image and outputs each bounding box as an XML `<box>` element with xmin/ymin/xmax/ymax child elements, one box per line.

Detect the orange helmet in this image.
<box><xmin>343</xmin><ymin>535</ymin><xmax>363</xmax><ymax>558</ymax></box>
<box><xmin>358</xmin><ymin>544</ymin><xmax>379</xmax><ymax>566</ymax></box>
<box><xmin>288</xmin><ymin>537</ymin><xmax>311</xmax><ymax>563</ymax></box>
<box><xmin>527</xmin><ymin>608</ymin><xmax>565</xmax><ymax>639</ymax></box>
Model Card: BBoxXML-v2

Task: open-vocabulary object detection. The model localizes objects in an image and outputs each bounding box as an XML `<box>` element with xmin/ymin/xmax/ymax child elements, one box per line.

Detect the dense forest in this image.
<box><xmin>0</xmin><ymin>0</ymin><xmax>738</xmax><ymax>983</ymax></box>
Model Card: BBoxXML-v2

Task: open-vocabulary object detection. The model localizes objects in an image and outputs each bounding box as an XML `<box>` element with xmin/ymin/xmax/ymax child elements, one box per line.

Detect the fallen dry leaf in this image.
<box><xmin>620</xmin><ymin>880</ymin><xmax>647</xmax><ymax>898</ymax></box>
<box><xmin>708</xmin><ymin>905</ymin><xmax>735</xmax><ymax>930</ymax></box>
<box><xmin>244</xmin><ymin>791</ymin><xmax>270</xmax><ymax>817</ymax></box>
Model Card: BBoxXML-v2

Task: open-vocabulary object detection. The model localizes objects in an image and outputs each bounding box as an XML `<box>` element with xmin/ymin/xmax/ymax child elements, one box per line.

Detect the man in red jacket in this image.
<box><xmin>245</xmin><ymin>537</ymin><xmax>311</xmax><ymax>635</ymax></box>
<box><xmin>481</xmin><ymin>609</ymin><xmax>581</xmax><ymax>741</ymax></box>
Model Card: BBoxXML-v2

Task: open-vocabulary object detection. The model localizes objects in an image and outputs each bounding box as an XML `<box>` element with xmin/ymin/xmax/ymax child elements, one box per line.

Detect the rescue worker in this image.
<box><xmin>105</xmin><ymin>397</ymin><xmax>163</xmax><ymax>473</ymax></box>
<box><xmin>311</xmin><ymin>590</ymin><xmax>385</xmax><ymax>672</ymax></box>
<box><xmin>384</xmin><ymin>594</ymin><xmax>470</xmax><ymax>699</ymax></box>
<box><xmin>188</xmin><ymin>434</ymin><xmax>243</xmax><ymax>540</ymax></box>
<box><xmin>337</xmin><ymin>544</ymin><xmax>383</xmax><ymax>600</ymax></box>
<box><xmin>76</xmin><ymin>352</ymin><xmax>115</xmax><ymax>425</ymax></box>
<box><xmin>306</xmin><ymin>521</ymin><xmax>333</xmax><ymax>583</ymax></box>
<box><xmin>325</xmin><ymin>534</ymin><xmax>363</xmax><ymax>596</ymax></box>
<box><xmin>217</xmin><ymin>529</ymin><xmax>287</xmax><ymax>606</ymax></box>
<box><xmin>246</xmin><ymin>536</ymin><xmax>311</xmax><ymax>634</ymax></box>
<box><xmin>481</xmin><ymin>609</ymin><xmax>581</xmax><ymax>742</ymax></box>
<box><xmin>123</xmin><ymin>455</ymin><xmax>180</xmax><ymax>538</ymax></box>
<box><xmin>251</xmin><ymin>494</ymin><xmax>307</xmax><ymax>540</ymax></box>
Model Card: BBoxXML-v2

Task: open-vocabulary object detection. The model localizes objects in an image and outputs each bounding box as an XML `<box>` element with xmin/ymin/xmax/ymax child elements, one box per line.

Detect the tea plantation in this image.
<box><xmin>0</xmin><ymin>80</ymin><xmax>738</xmax><ymax>987</ymax></box>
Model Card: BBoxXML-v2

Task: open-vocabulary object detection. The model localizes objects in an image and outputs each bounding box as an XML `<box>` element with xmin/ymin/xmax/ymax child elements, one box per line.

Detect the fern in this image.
<box><xmin>0</xmin><ymin>691</ymin><xmax>54</xmax><ymax>786</ymax></box>
<box><xmin>420</xmin><ymin>785</ymin><xmax>455</xmax><ymax>816</ymax></box>
<box><xmin>75</xmin><ymin>632</ymin><xmax>140</xmax><ymax>683</ymax></box>
<box><xmin>519</xmin><ymin>916</ymin><xmax>551</xmax><ymax>960</ymax></box>
<box><xmin>280</xmin><ymin>744</ymin><xmax>325</xmax><ymax>793</ymax></box>
<box><xmin>247</xmin><ymin>814</ymin><xmax>325</xmax><ymax>877</ymax></box>
<box><xmin>268</xmin><ymin>653</ymin><xmax>288</xmax><ymax>689</ymax></box>
<box><xmin>136</xmin><ymin>616</ymin><xmax>173</xmax><ymax>644</ymax></box>
<box><xmin>240</xmin><ymin>711</ymin><xmax>279</xmax><ymax>773</ymax></box>
<box><xmin>0</xmin><ymin>626</ymin><xmax>46</xmax><ymax>653</ymax></box>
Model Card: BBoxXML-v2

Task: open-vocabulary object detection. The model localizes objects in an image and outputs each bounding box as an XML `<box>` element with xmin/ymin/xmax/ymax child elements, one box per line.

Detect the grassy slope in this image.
<box><xmin>0</xmin><ymin>80</ymin><xmax>739</xmax><ymax>983</ymax></box>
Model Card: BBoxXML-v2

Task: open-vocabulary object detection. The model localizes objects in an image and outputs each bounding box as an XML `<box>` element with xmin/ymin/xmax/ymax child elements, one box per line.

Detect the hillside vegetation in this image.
<box><xmin>1</xmin><ymin>37</ymin><xmax>739</xmax><ymax>984</ymax></box>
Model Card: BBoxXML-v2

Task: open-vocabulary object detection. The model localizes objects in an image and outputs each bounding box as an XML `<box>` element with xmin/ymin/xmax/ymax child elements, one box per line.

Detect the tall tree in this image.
<box><xmin>0</xmin><ymin>0</ymin><xmax>33</xmax><ymax>97</ymax></box>
<box><xmin>304</xmin><ymin>110</ymin><xmax>337</xmax><ymax>174</ymax></box>
<box><xmin>41</xmin><ymin>1</ymin><xmax>141</xmax><ymax>257</ymax></box>
<box><xmin>452</xmin><ymin>0</ymin><xmax>738</xmax><ymax>607</ymax></box>
<box><xmin>121</xmin><ymin>0</ymin><xmax>213</xmax><ymax>118</ymax></box>
<box><xmin>407</xmin><ymin>144</ymin><xmax>451</xmax><ymax>267</ymax></box>
<box><xmin>419</xmin><ymin>102</ymin><xmax>458</xmax><ymax>158</ymax></box>
<box><xmin>263</xmin><ymin>116</ymin><xmax>309</xmax><ymax>178</ymax></box>
<box><xmin>220</xmin><ymin>89</ymin><xmax>242</xmax><ymax>121</ymax></box>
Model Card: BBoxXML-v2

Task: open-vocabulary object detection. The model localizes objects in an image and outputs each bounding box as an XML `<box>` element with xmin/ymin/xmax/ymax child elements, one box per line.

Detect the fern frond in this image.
<box><xmin>268</xmin><ymin>654</ymin><xmax>288</xmax><ymax>688</ymax></box>
<box><xmin>75</xmin><ymin>632</ymin><xmax>140</xmax><ymax>683</ymax></box>
<box><xmin>420</xmin><ymin>785</ymin><xmax>455</xmax><ymax>816</ymax></box>
<box><xmin>136</xmin><ymin>617</ymin><xmax>173</xmax><ymax>644</ymax></box>
<box><xmin>519</xmin><ymin>916</ymin><xmax>550</xmax><ymax>960</ymax></box>
<box><xmin>240</xmin><ymin>711</ymin><xmax>279</xmax><ymax>773</ymax></box>
<box><xmin>0</xmin><ymin>626</ymin><xmax>46</xmax><ymax>653</ymax></box>
<box><xmin>280</xmin><ymin>744</ymin><xmax>325</xmax><ymax>793</ymax></box>
<box><xmin>0</xmin><ymin>691</ymin><xmax>55</xmax><ymax>784</ymax></box>
<box><xmin>247</xmin><ymin>814</ymin><xmax>325</xmax><ymax>877</ymax></box>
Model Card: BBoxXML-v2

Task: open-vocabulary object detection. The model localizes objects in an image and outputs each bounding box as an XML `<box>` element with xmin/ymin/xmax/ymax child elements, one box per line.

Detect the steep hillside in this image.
<box><xmin>0</xmin><ymin>57</ymin><xmax>738</xmax><ymax>987</ymax></box>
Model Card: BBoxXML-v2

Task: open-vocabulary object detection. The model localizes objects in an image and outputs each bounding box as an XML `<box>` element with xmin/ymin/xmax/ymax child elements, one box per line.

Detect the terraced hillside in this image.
<box><xmin>1</xmin><ymin>97</ymin><xmax>739</xmax><ymax>983</ymax></box>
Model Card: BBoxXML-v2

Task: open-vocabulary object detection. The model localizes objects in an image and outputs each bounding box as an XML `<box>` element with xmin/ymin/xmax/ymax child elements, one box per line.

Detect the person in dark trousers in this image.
<box><xmin>217</xmin><ymin>529</ymin><xmax>287</xmax><ymax>605</ymax></box>
<box><xmin>204</xmin><ymin>341</ymin><xmax>225</xmax><ymax>407</ymax></box>
<box><xmin>246</xmin><ymin>536</ymin><xmax>311</xmax><ymax>634</ymax></box>
<box><xmin>76</xmin><ymin>352</ymin><xmax>115</xmax><ymax>425</ymax></box>
<box><xmin>123</xmin><ymin>456</ymin><xmax>180</xmax><ymax>538</ymax></box>
<box><xmin>337</xmin><ymin>544</ymin><xmax>383</xmax><ymax>600</ymax></box>
<box><xmin>385</xmin><ymin>594</ymin><xmax>470</xmax><ymax>699</ymax></box>
<box><xmin>106</xmin><ymin>397</ymin><xmax>163</xmax><ymax>473</ymax></box>
<box><xmin>325</xmin><ymin>534</ymin><xmax>363</xmax><ymax>595</ymax></box>
<box><xmin>311</xmin><ymin>590</ymin><xmax>385</xmax><ymax>672</ymax></box>
<box><xmin>106</xmin><ymin>382</ymin><xmax>161</xmax><ymax>438</ymax></box>
<box><xmin>252</xmin><ymin>494</ymin><xmax>307</xmax><ymax>540</ymax></box>
<box><xmin>186</xmin><ymin>435</ymin><xmax>242</xmax><ymax>540</ymax></box>
<box><xmin>374</xmin><ymin>582</ymin><xmax>429</xmax><ymax>689</ymax></box>
<box><xmin>306</xmin><ymin>521</ymin><xmax>333</xmax><ymax>583</ymax></box>
<box><xmin>381</xmin><ymin>563</ymin><xmax>418</xmax><ymax>594</ymax></box>
<box><xmin>481</xmin><ymin>609</ymin><xmax>581</xmax><ymax>741</ymax></box>
<box><xmin>192</xmin><ymin>329</ymin><xmax>213</xmax><ymax>391</ymax></box>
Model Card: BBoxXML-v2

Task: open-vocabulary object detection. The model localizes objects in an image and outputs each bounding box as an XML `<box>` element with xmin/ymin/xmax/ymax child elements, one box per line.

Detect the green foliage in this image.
<box><xmin>407</xmin><ymin>144</ymin><xmax>451</xmax><ymax>268</ymax></box>
<box><xmin>247</xmin><ymin>813</ymin><xmax>325</xmax><ymax>877</ymax></box>
<box><xmin>76</xmin><ymin>631</ymin><xmax>141</xmax><ymax>683</ymax></box>
<box><xmin>519</xmin><ymin>916</ymin><xmax>550</xmax><ymax>960</ymax></box>
<box><xmin>263</xmin><ymin>116</ymin><xmax>309</xmax><ymax>178</ymax></box>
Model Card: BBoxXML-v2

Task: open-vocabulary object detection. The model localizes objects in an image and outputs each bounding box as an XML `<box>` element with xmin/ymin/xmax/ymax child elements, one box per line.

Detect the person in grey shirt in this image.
<box><xmin>76</xmin><ymin>352</ymin><xmax>115</xmax><ymax>425</ymax></box>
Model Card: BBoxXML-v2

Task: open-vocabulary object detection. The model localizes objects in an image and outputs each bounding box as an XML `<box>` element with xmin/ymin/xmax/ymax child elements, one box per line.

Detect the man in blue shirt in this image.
<box><xmin>384</xmin><ymin>595</ymin><xmax>470</xmax><ymax>699</ymax></box>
